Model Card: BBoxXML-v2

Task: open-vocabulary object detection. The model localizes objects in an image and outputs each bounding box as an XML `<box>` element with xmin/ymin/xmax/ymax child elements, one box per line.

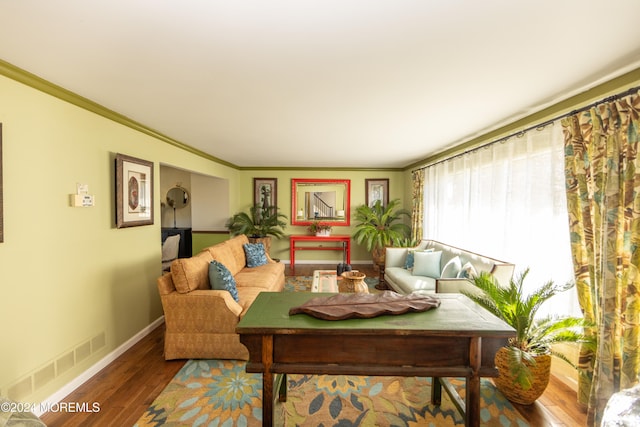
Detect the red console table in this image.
<box><xmin>289</xmin><ymin>235</ymin><xmax>351</xmax><ymax>268</ymax></box>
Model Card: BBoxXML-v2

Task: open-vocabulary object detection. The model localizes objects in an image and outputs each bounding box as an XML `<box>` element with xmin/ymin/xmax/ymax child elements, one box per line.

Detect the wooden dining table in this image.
<box><xmin>236</xmin><ymin>291</ymin><xmax>515</xmax><ymax>427</ymax></box>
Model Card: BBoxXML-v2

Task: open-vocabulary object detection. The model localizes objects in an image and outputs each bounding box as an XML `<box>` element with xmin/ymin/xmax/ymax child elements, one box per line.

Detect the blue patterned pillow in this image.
<box><xmin>208</xmin><ymin>261</ymin><xmax>239</xmax><ymax>302</ymax></box>
<box><xmin>243</xmin><ymin>243</ymin><xmax>268</xmax><ymax>268</ymax></box>
<box><xmin>404</xmin><ymin>250</ymin><xmax>416</xmax><ymax>269</ymax></box>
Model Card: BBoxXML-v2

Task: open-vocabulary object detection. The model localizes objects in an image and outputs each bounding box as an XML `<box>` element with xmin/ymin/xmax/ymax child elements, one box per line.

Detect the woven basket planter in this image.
<box><xmin>493</xmin><ymin>347</ymin><xmax>552</xmax><ymax>405</ymax></box>
<box><xmin>371</xmin><ymin>247</ymin><xmax>386</xmax><ymax>271</ymax></box>
<box><xmin>339</xmin><ymin>271</ymin><xmax>368</xmax><ymax>293</ymax></box>
<box><xmin>248</xmin><ymin>236</ymin><xmax>271</xmax><ymax>256</ymax></box>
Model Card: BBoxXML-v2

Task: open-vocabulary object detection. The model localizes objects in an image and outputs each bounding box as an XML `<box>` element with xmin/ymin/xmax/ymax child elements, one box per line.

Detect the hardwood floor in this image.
<box><xmin>40</xmin><ymin>264</ymin><xmax>586</xmax><ymax>426</ymax></box>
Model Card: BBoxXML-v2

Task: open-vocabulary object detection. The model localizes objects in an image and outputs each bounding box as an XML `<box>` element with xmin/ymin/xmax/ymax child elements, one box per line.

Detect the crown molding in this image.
<box><xmin>406</xmin><ymin>66</ymin><xmax>640</xmax><ymax>171</ymax></box>
<box><xmin>0</xmin><ymin>59</ymin><xmax>238</xmax><ymax>169</ymax></box>
<box><xmin>239</xmin><ymin>166</ymin><xmax>404</xmax><ymax>172</ymax></box>
<box><xmin>1</xmin><ymin>59</ymin><xmax>404</xmax><ymax>173</ymax></box>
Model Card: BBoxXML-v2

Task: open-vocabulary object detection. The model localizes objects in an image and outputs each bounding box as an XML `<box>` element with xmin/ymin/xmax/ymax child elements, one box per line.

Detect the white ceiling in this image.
<box><xmin>2</xmin><ymin>1</ymin><xmax>640</xmax><ymax>169</ymax></box>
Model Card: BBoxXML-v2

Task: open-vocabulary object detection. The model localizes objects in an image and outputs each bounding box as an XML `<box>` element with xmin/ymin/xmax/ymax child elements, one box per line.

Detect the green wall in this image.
<box><xmin>235</xmin><ymin>170</ymin><xmax>406</xmax><ymax>263</ymax></box>
<box><xmin>192</xmin><ymin>232</ymin><xmax>229</xmax><ymax>254</ymax></box>
<box><xmin>0</xmin><ymin>73</ymin><xmax>240</xmax><ymax>404</ymax></box>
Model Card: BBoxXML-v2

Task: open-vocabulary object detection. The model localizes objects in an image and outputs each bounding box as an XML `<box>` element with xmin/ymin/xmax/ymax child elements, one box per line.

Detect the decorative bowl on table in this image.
<box><xmin>339</xmin><ymin>271</ymin><xmax>368</xmax><ymax>293</ymax></box>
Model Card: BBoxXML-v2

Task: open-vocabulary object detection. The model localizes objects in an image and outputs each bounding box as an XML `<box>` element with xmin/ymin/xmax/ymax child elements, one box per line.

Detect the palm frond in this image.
<box><xmin>352</xmin><ymin>199</ymin><xmax>411</xmax><ymax>251</ymax></box>
<box><xmin>462</xmin><ymin>267</ymin><xmax>595</xmax><ymax>388</ymax></box>
<box><xmin>226</xmin><ymin>204</ymin><xmax>287</xmax><ymax>238</ymax></box>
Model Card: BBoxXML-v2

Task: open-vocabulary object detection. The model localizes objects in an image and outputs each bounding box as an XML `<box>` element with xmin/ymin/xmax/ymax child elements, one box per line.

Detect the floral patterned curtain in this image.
<box><xmin>411</xmin><ymin>169</ymin><xmax>424</xmax><ymax>242</ymax></box>
<box><xmin>561</xmin><ymin>90</ymin><xmax>640</xmax><ymax>426</ymax></box>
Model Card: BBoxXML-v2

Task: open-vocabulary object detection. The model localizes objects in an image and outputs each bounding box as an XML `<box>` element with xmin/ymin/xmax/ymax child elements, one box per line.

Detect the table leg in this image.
<box><xmin>466</xmin><ymin>336</ymin><xmax>481</xmax><ymax>427</ymax></box>
<box><xmin>431</xmin><ymin>377</ymin><xmax>442</xmax><ymax>405</ymax></box>
<box><xmin>345</xmin><ymin>239</ymin><xmax>351</xmax><ymax>264</ymax></box>
<box><xmin>261</xmin><ymin>335</ymin><xmax>274</xmax><ymax>427</ymax></box>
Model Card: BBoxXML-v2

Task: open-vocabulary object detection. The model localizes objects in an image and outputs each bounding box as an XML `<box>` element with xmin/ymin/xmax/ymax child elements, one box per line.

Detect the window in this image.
<box><xmin>423</xmin><ymin>123</ymin><xmax>579</xmax><ymax>316</ymax></box>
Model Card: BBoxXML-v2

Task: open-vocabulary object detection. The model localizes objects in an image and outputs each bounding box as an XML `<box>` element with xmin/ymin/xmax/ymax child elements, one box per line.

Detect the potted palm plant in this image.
<box><xmin>352</xmin><ymin>199</ymin><xmax>411</xmax><ymax>268</ymax></box>
<box><xmin>225</xmin><ymin>204</ymin><xmax>287</xmax><ymax>255</ymax></box>
<box><xmin>463</xmin><ymin>269</ymin><xmax>594</xmax><ymax>405</ymax></box>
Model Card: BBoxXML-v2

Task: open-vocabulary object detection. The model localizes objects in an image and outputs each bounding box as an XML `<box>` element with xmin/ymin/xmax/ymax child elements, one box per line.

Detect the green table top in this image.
<box><xmin>237</xmin><ymin>292</ymin><xmax>514</xmax><ymax>337</ymax></box>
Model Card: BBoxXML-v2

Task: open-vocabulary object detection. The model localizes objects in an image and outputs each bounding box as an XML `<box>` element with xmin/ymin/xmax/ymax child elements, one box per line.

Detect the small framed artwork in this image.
<box><xmin>254</xmin><ymin>178</ymin><xmax>277</xmax><ymax>209</ymax></box>
<box><xmin>365</xmin><ymin>178</ymin><xmax>389</xmax><ymax>207</ymax></box>
<box><xmin>115</xmin><ymin>153</ymin><xmax>154</xmax><ymax>228</ymax></box>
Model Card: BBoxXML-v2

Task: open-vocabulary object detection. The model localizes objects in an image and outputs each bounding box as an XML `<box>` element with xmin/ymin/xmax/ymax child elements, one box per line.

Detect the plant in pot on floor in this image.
<box><xmin>352</xmin><ymin>199</ymin><xmax>411</xmax><ymax>269</ymax></box>
<box><xmin>225</xmin><ymin>204</ymin><xmax>287</xmax><ymax>257</ymax></box>
<box><xmin>462</xmin><ymin>268</ymin><xmax>595</xmax><ymax>405</ymax></box>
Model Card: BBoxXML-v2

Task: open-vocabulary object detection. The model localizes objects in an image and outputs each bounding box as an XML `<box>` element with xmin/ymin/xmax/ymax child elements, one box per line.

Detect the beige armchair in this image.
<box><xmin>157</xmin><ymin>270</ymin><xmax>252</xmax><ymax>360</ymax></box>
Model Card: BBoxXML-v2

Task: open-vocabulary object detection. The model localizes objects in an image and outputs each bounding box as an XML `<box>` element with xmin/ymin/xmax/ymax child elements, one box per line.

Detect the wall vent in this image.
<box><xmin>3</xmin><ymin>331</ymin><xmax>107</xmax><ymax>401</ymax></box>
<box><xmin>7</xmin><ymin>377</ymin><xmax>32</xmax><ymax>401</ymax></box>
<box><xmin>56</xmin><ymin>351</ymin><xmax>75</xmax><ymax>376</ymax></box>
<box><xmin>33</xmin><ymin>364</ymin><xmax>55</xmax><ymax>390</ymax></box>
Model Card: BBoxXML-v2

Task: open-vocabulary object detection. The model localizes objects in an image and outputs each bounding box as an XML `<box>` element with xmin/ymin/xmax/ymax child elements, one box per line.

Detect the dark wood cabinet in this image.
<box><xmin>161</xmin><ymin>227</ymin><xmax>192</xmax><ymax>258</ymax></box>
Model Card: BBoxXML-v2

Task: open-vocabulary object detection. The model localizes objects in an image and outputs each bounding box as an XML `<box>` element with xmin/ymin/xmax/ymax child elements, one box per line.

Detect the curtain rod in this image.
<box><xmin>412</xmin><ymin>84</ymin><xmax>640</xmax><ymax>173</ymax></box>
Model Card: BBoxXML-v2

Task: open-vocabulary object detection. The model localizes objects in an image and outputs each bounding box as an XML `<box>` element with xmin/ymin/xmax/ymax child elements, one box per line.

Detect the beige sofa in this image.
<box><xmin>157</xmin><ymin>234</ymin><xmax>285</xmax><ymax>360</ymax></box>
<box><xmin>384</xmin><ymin>240</ymin><xmax>514</xmax><ymax>295</ymax></box>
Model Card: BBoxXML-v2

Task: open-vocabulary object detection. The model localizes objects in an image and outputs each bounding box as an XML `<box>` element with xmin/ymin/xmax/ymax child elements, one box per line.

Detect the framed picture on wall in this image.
<box><xmin>365</xmin><ymin>178</ymin><xmax>389</xmax><ymax>207</ymax></box>
<box><xmin>115</xmin><ymin>153</ymin><xmax>154</xmax><ymax>228</ymax></box>
<box><xmin>254</xmin><ymin>178</ymin><xmax>277</xmax><ymax>209</ymax></box>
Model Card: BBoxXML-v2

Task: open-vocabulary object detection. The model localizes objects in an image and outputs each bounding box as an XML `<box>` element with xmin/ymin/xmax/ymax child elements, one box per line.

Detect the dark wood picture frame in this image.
<box><xmin>115</xmin><ymin>153</ymin><xmax>154</xmax><ymax>228</ymax></box>
<box><xmin>0</xmin><ymin>123</ymin><xmax>3</xmax><ymax>242</ymax></box>
<box><xmin>254</xmin><ymin>178</ymin><xmax>277</xmax><ymax>209</ymax></box>
<box><xmin>365</xmin><ymin>178</ymin><xmax>389</xmax><ymax>207</ymax></box>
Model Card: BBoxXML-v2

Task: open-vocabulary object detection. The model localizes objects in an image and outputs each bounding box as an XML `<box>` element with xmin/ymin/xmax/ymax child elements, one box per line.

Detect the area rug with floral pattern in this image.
<box><xmin>134</xmin><ymin>359</ymin><xmax>528</xmax><ymax>427</ymax></box>
<box><xmin>134</xmin><ymin>276</ymin><xmax>529</xmax><ymax>426</ymax></box>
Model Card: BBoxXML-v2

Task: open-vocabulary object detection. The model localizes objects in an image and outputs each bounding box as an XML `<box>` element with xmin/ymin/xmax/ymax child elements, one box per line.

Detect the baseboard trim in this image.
<box><xmin>34</xmin><ymin>316</ymin><xmax>165</xmax><ymax>416</ymax></box>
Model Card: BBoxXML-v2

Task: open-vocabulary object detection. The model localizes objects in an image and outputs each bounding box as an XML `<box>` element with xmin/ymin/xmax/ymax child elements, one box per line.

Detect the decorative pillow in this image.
<box><xmin>441</xmin><ymin>256</ymin><xmax>462</xmax><ymax>278</ymax></box>
<box><xmin>404</xmin><ymin>250</ymin><xmax>416</xmax><ymax>269</ymax></box>
<box><xmin>243</xmin><ymin>243</ymin><xmax>268</xmax><ymax>268</ymax></box>
<box><xmin>171</xmin><ymin>251</ymin><xmax>213</xmax><ymax>293</ymax></box>
<box><xmin>209</xmin><ymin>260</ymin><xmax>239</xmax><ymax>302</ymax></box>
<box><xmin>412</xmin><ymin>251</ymin><xmax>442</xmax><ymax>278</ymax></box>
<box><xmin>457</xmin><ymin>262</ymin><xmax>478</xmax><ymax>279</ymax></box>
<box><xmin>404</xmin><ymin>248</ymin><xmax>433</xmax><ymax>270</ymax></box>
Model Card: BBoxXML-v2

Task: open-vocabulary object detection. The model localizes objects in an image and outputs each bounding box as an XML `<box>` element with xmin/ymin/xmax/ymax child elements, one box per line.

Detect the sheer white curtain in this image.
<box><xmin>423</xmin><ymin>123</ymin><xmax>579</xmax><ymax>316</ymax></box>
